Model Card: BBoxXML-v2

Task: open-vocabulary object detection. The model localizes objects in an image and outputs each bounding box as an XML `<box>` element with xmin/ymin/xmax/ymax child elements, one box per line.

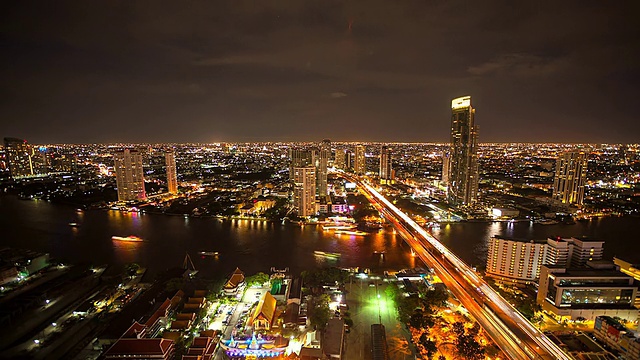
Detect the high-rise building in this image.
<box><xmin>289</xmin><ymin>149</ymin><xmax>314</xmax><ymax>181</ymax></box>
<box><xmin>552</xmin><ymin>151</ymin><xmax>588</xmax><ymax>206</ymax></box>
<box><xmin>3</xmin><ymin>137</ymin><xmax>34</xmax><ymax>178</ymax></box>
<box><xmin>334</xmin><ymin>149</ymin><xmax>346</xmax><ymax>170</ymax></box>
<box><xmin>114</xmin><ymin>149</ymin><xmax>146</xmax><ymax>202</ymax></box>
<box><xmin>346</xmin><ymin>151</ymin><xmax>354</xmax><ymax>171</ymax></box>
<box><xmin>441</xmin><ymin>151</ymin><xmax>450</xmax><ymax>185</ymax></box>
<box><xmin>379</xmin><ymin>145</ymin><xmax>392</xmax><ymax>184</ymax></box>
<box><xmin>316</xmin><ymin>140</ymin><xmax>330</xmax><ymax>196</ymax></box>
<box><xmin>293</xmin><ymin>166</ymin><xmax>316</xmax><ymax>217</ymax></box>
<box><xmin>165</xmin><ymin>151</ymin><xmax>178</xmax><ymax>194</ymax></box>
<box><xmin>354</xmin><ymin>145</ymin><xmax>366</xmax><ymax>175</ymax></box>
<box><xmin>447</xmin><ymin>96</ymin><xmax>479</xmax><ymax>206</ymax></box>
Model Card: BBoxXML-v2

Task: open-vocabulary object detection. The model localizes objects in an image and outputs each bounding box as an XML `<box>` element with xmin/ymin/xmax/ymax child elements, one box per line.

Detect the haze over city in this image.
<box><xmin>2</xmin><ymin>2</ymin><xmax>640</xmax><ymax>360</ymax></box>
<box><xmin>2</xmin><ymin>1</ymin><xmax>640</xmax><ymax>143</ymax></box>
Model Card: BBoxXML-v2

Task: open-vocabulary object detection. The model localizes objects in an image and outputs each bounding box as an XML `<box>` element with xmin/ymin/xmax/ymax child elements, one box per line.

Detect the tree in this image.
<box><xmin>452</xmin><ymin>321</ymin><xmax>465</xmax><ymax>337</ymax></box>
<box><xmin>456</xmin><ymin>334</ymin><xmax>484</xmax><ymax>360</ymax></box>
<box><xmin>309</xmin><ymin>294</ymin><xmax>331</xmax><ymax>331</ymax></box>
<box><xmin>419</xmin><ymin>333</ymin><xmax>437</xmax><ymax>358</ymax></box>
<box><xmin>245</xmin><ymin>272</ymin><xmax>269</xmax><ymax>287</ymax></box>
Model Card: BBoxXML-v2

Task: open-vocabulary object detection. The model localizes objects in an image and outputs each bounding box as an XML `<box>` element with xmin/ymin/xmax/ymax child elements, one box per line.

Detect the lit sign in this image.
<box><xmin>344</xmin><ymin>182</ymin><xmax>356</xmax><ymax>189</ymax></box>
<box><xmin>451</xmin><ymin>96</ymin><xmax>471</xmax><ymax>109</ymax></box>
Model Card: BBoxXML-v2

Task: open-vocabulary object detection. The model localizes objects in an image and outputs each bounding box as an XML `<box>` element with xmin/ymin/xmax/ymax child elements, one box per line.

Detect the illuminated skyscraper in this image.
<box><xmin>316</xmin><ymin>139</ymin><xmax>330</xmax><ymax>196</ymax></box>
<box><xmin>553</xmin><ymin>151</ymin><xmax>588</xmax><ymax>206</ymax></box>
<box><xmin>293</xmin><ymin>166</ymin><xmax>316</xmax><ymax>217</ymax></box>
<box><xmin>165</xmin><ymin>151</ymin><xmax>178</xmax><ymax>194</ymax></box>
<box><xmin>3</xmin><ymin>137</ymin><xmax>34</xmax><ymax>178</ymax></box>
<box><xmin>334</xmin><ymin>148</ymin><xmax>346</xmax><ymax>170</ymax></box>
<box><xmin>379</xmin><ymin>145</ymin><xmax>392</xmax><ymax>184</ymax></box>
<box><xmin>447</xmin><ymin>96</ymin><xmax>479</xmax><ymax>206</ymax></box>
<box><xmin>289</xmin><ymin>149</ymin><xmax>314</xmax><ymax>181</ymax></box>
<box><xmin>354</xmin><ymin>145</ymin><xmax>366</xmax><ymax>175</ymax></box>
<box><xmin>114</xmin><ymin>149</ymin><xmax>146</xmax><ymax>202</ymax></box>
<box><xmin>441</xmin><ymin>151</ymin><xmax>450</xmax><ymax>185</ymax></box>
<box><xmin>346</xmin><ymin>151</ymin><xmax>354</xmax><ymax>171</ymax></box>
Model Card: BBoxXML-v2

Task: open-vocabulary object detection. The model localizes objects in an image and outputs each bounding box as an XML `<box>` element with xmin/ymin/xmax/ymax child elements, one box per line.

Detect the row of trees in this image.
<box><xmin>386</xmin><ymin>281</ymin><xmax>488</xmax><ymax>359</ymax></box>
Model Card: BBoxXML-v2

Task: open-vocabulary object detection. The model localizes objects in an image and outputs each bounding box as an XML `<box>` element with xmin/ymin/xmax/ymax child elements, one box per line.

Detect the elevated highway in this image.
<box><xmin>339</xmin><ymin>173</ymin><xmax>572</xmax><ymax>360</ymax></box>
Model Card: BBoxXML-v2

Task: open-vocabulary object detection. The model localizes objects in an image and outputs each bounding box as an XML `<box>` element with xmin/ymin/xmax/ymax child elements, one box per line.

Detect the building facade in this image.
<box><xmin>316</xmin><ymin>140</ymin><xmax>330</xmax><ymax>197</ymax></box>
<box><xmin>4</xmin><ymin>137</ymin><xmax>34</xmax><ymax>178</ymax></box>
<box><xmin>334</xmin><ymin>149</ymin><xmax>346</xmax><ymax>170</ymax></box>
<box><xmin>537</xmin><ymin>262</ymin><xmax>639</xmax><ymax>322</ymax></box>
<box><xmin>486</xmin><ymin>236</ymin><xmax>605</xmax><ymax>284</ymax></box>
<box><xmin>293</xmin><ymin>166</ymin><xmax>316</xmax><ymax>217</ymax></box>
<box><xmin>289</xmin><ymin>149</ymin><xmax>314</xmax><ymax>181</ymax></box>
<box><xmin>379</xmin><ymin>145</ymin><xmax>393</xmax><ymax>184</ymax></box>
<box><xmin>113</xmin><ymin>149</ymin><xmax>146</xmax><ymax>202</ymax></box>
<box><xmin>354</xmin><ymin>145</ymin><xmax>366</xmax><ymax>175</ymax></box>
<box><xmin>594</xmin><ymin>316</ymin><xmax>640</xmax><ymax>360</ymax></box>
<box><xmin>552</xmin><ymin>151</ymin><xmax>588</xmax><ymax>206</ymax></box>
<box><xmin>165</xmin><ymin>151</ymin><xmax>178</xmax><ymax>194</ymax></box>
<box><xmin>441</xmin><ymin>151</ymin><xmax>450</xmax><ymax>186</ymax></box>
<box><xmin>447</xmin><ymin>96</ymin><xmax>479</xmax><ymax>206</ymax></box>
<box><xmin>486</xmin><ymin>237</ymin><xmax>548</xmax><ymax>284</ymax></box>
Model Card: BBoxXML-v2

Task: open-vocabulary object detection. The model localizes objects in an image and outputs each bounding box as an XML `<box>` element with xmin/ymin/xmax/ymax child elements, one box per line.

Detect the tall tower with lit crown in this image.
<box><xmin>114</xmin><ymin>149</ymin><xmax>146</xmax><ymax>202</ymax></box>
<box><xmin>447</xmin><ymin>96</ymin><xmax>479</xmax><ymax>206</ymax></box>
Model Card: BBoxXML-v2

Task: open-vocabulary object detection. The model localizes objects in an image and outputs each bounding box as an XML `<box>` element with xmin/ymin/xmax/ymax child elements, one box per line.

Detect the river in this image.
<box><xmin>1</xmin><ymin>196</ymin><xmax>638</xmax><ymax>280</ymax></box>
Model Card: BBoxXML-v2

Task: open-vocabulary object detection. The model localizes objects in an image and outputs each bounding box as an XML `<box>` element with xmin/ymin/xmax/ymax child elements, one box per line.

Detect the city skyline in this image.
<box><xmin>2</xmin><ymin>2</ymin><xmax>639</xmax><ymax>143</ymax></box>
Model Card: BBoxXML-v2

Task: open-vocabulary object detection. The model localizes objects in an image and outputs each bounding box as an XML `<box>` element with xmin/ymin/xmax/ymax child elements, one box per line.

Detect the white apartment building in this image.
<box><xmin>486</xmin><ymin>236</ymin><xmax>605</xmax><ymax>284</ymax></box>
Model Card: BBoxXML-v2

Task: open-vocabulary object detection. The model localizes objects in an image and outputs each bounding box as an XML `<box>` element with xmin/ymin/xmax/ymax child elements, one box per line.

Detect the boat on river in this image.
<box><xmin>199</xmin><ymin>251</ymin><xmax>219</xmax><ymax>256</ymax></box>
<box><xmin>111</xmin><ymin>235</ymin><xmax>143</xmax><ymax>242</ymax></box>
<box><xmin>334</xmin><ymin>229</ymin><xmax>368</xmax><ymax>236</ymax></box>
<box><xmin>314</xmin><ymin>251</ymin><xmax>341</xmax><ymax>259</ymax></box>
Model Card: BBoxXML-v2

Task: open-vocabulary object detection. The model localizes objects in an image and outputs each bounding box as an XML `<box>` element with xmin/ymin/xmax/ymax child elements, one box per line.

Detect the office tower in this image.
<box><xmin>3</xmin><ymin>137</ymin><xmax>35</xmax><ymax>178</ymax></box>
<box><xmin>289</xmin><ymin>149</ymin><xmax>314</xmax><ymax>181</ymax></box>
<box><xmin>334</xmin><ymin>149</ymin><xmax>346</xmax><ymax>170</ymax></box>
<box><xmin>346</xmin><ymin>151</ymin><xmax>354</xmax><ymax>171</ymax></box>
<box><xmin>113</xmin><ymin>149</ymin><xmax>146</xmax><ymax>202</ymax></box>
<box><xmin>379</xmin><ymin>145</ymin><xmax>392</xmax><ymax>184</ymax></box>
<box><xmin>354</xmin><ymin>145</ymin><xmax>366</xmax><ymax>175</ymax></box>
<box><xmin>293</xmin><ymin>166</ymin><xmax>316</xmax><ymax>217</ymax></box>
<box><xmin>552</xmin><ymin>151</ymin><xmax>588</xmax><ymax>206</ymax></box>
<box><xmin>316</xmin><ymin>140</ymin><xmax>330</xmax><ymax>196</ymax></box>
<box><xmin>441</xmin><ymin>151</ymin><xmax>450</xmax><ymax>185</ymax></box>
<box><xmin>165</xmin><ymin>151</ymin><xmax>178</xmax><ymax>194</ymax></box>
<box><xmin>447</xmin><ymin>96</ymin><xmax>479</xmax><ymax>206</ymax></box>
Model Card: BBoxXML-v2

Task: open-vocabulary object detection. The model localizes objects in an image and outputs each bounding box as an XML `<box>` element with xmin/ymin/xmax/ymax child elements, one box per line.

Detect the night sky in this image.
<box><xmin>2</xmin><ymin>1</ymin><xmax>639</xmax><ymax>144</ymax></box>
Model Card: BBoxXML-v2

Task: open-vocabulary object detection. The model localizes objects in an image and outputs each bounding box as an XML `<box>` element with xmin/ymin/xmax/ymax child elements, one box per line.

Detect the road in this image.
<box><xmin>339</xmin><ymin>172</ymin><xmax>573</xmax><ymax>360</ymax></box>
<box><xmin>345</xmin><ymin>276</ymin><xmax>416</xmax><ymax>360</ymax></box>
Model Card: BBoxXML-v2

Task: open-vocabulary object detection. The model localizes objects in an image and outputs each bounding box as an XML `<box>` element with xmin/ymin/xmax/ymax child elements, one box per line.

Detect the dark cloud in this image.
<box><xmin>1</xmin><ymin>0</ymin><xmax>639</xmax><ymax>143</ymax></box>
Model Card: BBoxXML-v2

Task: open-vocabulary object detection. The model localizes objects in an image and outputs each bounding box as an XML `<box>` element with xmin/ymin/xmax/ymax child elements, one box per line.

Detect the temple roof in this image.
<box><xmin>251</xmin><ymin>292</ymin><xmax>277</xmax><ymax>324</ymax></box>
